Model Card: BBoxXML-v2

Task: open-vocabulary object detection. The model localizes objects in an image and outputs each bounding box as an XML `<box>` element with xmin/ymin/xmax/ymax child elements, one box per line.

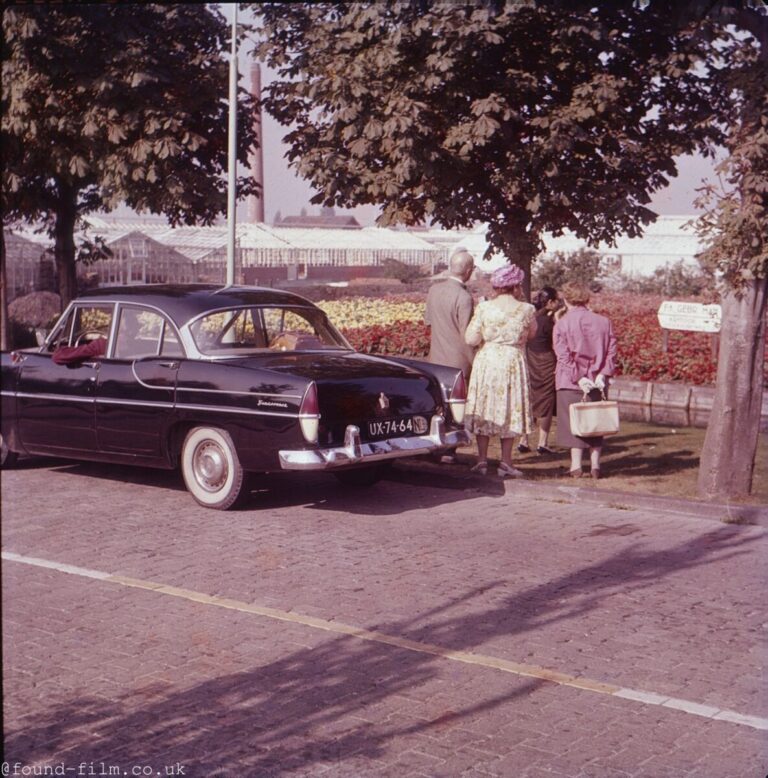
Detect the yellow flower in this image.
<box><xmin>317</xmin><ymin>298</ymin><xmax>426</xmax><ymax>329</ymax></box>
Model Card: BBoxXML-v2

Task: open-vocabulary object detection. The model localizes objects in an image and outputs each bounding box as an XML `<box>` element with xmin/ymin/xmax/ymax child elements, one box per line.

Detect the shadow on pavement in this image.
<box><xmin>3</xmin><ymin>525</ymin><xmax>759</xmax><ymax>775</ymax></box>
<box><xmin>46</xmin><ymin>461</ymin><xmax>188</xmax><ymax>492</ymax></box>
<box><xmin>32</xmin><ymin>458</ymin><xmax>505</xmax><ymax>515</ymax></box>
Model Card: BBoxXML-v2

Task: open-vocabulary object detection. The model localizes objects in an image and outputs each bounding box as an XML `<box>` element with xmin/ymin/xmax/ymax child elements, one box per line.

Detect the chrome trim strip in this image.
<box><xmin>175</xmin><ymin>385</ymin><xmax>303</xmax><ymax>400</ymax></box>
<box><xmin>185</xmin><ymin>303</ymin><xmax>319</xmax><ymax>329</ymax></box>
<box><xmin>131</xmin><ymin>362</ymin><xmax>169</xmax><ymax>390</ymax></box>
<box><xmin>11</xmin><ymin>392</ymin><xmax>297</xmax><ymax>419</ymax></box>
<box><xmin>174</xmin><ymin>402</ymin><xmax>297</xmax><ymax>419</ymax></box>
<box><xmin>15</xmin><ymin>392</ymin><xmax>94</xmax><ymax>404</ymax></box>
<box><xmin>129</xmin><ymin>362</ymin><xmax>301</xmax><ymax>399</ymax></box>
<box><xmin>95</xmin><ymin>398</ymin><xmax>175</xmax><ymax>410</ymax></box>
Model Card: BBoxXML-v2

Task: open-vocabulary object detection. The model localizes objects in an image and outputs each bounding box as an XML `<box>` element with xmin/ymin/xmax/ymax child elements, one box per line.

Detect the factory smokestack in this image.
<box><xmin>247</xmin><ymin>63</ymin><xmax>265</xmax><ymax>223</ymax></box>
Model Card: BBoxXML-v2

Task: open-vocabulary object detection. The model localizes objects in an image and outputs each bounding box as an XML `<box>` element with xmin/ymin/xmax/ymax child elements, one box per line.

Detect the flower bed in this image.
<box><xmin>319</xmin><ymin>293</ymin><xmax>767</xmax><ymax>386</ymax></box>
<box><xmin>590</xmin><ymin>293</ymin><xmax>719</xmax><ymax>385</ymax></box>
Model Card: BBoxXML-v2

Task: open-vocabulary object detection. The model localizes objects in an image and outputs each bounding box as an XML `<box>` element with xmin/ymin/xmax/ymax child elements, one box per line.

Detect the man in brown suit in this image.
<box><xmin>425</xmin><ymin>248</ymin><xmax>476</xmax><ymax>464</ymax></box>
<box><xmin>425</xmin><ymin>248</ymin><xmax>476</xmax><ymax>379</ymax></box>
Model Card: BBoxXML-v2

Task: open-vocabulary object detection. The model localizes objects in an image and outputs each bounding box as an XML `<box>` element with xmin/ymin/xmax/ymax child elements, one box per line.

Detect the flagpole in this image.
<box><xmin>226</xmin><ymin>3</ymin><xmax>238</xmax><ymax>286</ymax></box>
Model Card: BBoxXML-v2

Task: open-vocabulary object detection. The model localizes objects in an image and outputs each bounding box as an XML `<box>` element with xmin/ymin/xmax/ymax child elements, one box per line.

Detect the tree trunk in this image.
<box><xmin>54</xmin><ymin>189</ymin><xmax>79</xmax><ymax>307</ymax></box>
<box><xmin>497</xmin><ymin>218</ymin><xmax>538</xmax><ymax>301</ymax></box>
<box><xmin>0</xmin><ymin>230</ymin><xmax>9</xmax><ymax>351</ymax></box>
<box><xmin>697</xmin><ymin>276</ymin><xmax>767</xmax><ymax>499</ymax></box>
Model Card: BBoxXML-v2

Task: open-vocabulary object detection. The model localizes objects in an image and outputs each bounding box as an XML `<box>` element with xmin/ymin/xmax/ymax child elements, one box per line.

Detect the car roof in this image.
<box><xmin>77</xmin><ymin>284</ymin><xmax>319</xmax><ymax>326</ymax></box>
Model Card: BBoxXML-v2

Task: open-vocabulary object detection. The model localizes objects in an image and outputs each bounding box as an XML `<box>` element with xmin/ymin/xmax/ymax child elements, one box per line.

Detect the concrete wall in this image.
<box><xmin>611</xmin><ymin>377</ymin><xmax>767</xmax><ymax>431</ymax></box>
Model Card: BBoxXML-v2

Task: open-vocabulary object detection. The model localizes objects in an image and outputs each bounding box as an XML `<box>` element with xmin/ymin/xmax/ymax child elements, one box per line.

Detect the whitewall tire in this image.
<box><xmin>1</xmin><ymin>433</ymin><xmax>18</xmax><ymax>469</ymax></box>
<box><xmin>181</xmin><ymin>426</ymin><xmax>246</xmax><ymax>510</ymax></box>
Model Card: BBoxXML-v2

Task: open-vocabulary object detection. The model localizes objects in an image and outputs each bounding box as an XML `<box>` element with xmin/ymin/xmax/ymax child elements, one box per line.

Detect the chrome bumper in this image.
<box><xmin>279</xmin><ymin>415</ymin><xmax>471</xmax><ymax>471</ymax></box>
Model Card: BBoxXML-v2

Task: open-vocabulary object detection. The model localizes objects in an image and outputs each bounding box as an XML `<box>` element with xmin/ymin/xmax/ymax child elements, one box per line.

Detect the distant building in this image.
<box><xmin>5</xmin><ymin>213</ymin><xmax>703</xmax><ymax>303</ymax></box>
<box><xmin>3</xmin><ymin>218</ymin><xmax>441</xmax><ymax>301</ymax></box>
<box><xmin>3</xmin><ymin>224</ymin><xmax>197</xmax><ymax>300</ymax></box>
<box><xmin>275</xmin><ymin>206</ymin><xmax>362</xmax><ymax>230</ymax></box>
<box><xmin>92</xmin><ymin>230</ymin><xmax>195</xmax><ymax>286</ymax></box>
<box><xmin>411</xmin><ymin>216</ymin><xmax>703</xmax><ymax>276</ymax></box>
<box><xmin>3</xmin><ymin>229</ymin><xmax>53</xmax><ymax>298</ymax></box>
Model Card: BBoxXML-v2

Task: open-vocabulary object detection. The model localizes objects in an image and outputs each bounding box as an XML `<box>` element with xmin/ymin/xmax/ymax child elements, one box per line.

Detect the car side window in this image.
<box><xmin>263</xmin><ymin>308</ymin><xmax>324</xmax><ymax>351</ymax></box>
<box><xmin>114</xmin><ymin>306</ymin><xmax>182</xmax><ymax>360</ymax></box>
<box><xmin>160</xmin><ymin>323</ymin><xmax>184</xmax><ymax>357</ymax></box>
<box><xmin>189</xmin><ymin>306</ymin><xmax>346</xmax><ymax>355</ymax></box>
<box><xmin>47</xmin><ymin>304</ymin><xmax>113</xmax><ymax>351</ymax></box>
<box><xmin>263</xmin><ymin>308</ymin><xmax>315</xmax><ymax>341</ymax></box>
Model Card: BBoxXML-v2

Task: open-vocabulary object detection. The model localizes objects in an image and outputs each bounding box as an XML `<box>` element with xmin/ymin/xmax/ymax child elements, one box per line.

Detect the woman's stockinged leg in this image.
<box><xmin>570</xmin><ymin>447</ymin><xmax>584</xmax><ymax>475</ymax></box>
<box><xmin>500</xmin><ymin>437</ymin><xmax>514</xmax><ymax>467</ymax></box>
<box><xmin>538</xmin><ymin>413</ymin><xmax>553</xmax><ymax>448</ymax></box>
<box><xmin>471</xmin><ymin>434</ymin><xmax>491</xmax><ymax>474</ymax></box>
<box><xmin>476</xmin><ymin>434</ymin><xmax>489</xmax><ymax>464</ymax></box>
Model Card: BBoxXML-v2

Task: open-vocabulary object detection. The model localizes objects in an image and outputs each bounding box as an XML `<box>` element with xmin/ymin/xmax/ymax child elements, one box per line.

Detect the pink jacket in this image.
<box><xmin>553</xmin><ymin>307</ymin><xmax>617</xmax><ymax>391</ymax></box>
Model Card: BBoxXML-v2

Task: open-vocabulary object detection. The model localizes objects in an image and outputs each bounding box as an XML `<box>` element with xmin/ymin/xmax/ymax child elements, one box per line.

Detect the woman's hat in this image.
<box><xmin>490</xmin><ymin>264</ymin><xmax>525</xmax><ymax>288</ymax></box>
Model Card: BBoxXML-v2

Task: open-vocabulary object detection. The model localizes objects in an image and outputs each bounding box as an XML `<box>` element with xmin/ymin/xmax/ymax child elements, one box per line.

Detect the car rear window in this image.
<box><xmin>189</xmin><ymin>306</ymin><xmax>350</xmax><ymax>356</ymax></box>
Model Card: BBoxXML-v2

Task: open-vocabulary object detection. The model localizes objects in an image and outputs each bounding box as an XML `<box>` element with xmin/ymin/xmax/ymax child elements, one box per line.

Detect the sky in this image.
<box><xmin>244</xmin><ymin>30</ymin><xmax>719</xmax><ymax>227</ymax></box>
<box><xmin>116</xmin><ymin>5</ymin><xmax>721</xmax><ymax>227</ymax></box>
<box><xmin>256</xmin><ymin>87</ymin><xmax>718</xmax><ymax>227</ymax></box>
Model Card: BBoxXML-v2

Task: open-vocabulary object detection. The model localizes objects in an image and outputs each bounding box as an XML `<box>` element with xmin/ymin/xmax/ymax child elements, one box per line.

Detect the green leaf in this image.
<box><xmin>69</xmin><ymin>156</ymin><xmax>88</xmax><ymax>177</ymax></box>
<box><xmin>107</xmin><ymin>124</ymin><xmax>126</xmax><ymax>143</ymax></box>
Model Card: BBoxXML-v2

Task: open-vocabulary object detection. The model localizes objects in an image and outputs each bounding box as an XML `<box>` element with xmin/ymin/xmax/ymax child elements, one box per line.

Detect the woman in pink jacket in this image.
<box><xmin>553</xmin><ymin>283</ymin><xmax>617</xmax><ymax>479</ymax></box>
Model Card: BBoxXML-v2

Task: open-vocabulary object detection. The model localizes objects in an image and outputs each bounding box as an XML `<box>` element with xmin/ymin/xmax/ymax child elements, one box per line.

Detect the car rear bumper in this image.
<box><xmin>279</xmin><ymin>415</ymin><xmax>471</xmax><ymax>470</ymax></box>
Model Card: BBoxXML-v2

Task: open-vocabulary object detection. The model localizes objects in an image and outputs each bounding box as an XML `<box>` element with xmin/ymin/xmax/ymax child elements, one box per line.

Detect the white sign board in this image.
<box><xmin>657</xmin><ymin>301</ymin><xmax>722</xmax><ymax>333</ymax></box>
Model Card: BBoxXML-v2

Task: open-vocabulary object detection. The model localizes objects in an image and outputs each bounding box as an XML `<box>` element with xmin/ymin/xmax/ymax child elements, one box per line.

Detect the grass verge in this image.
<box><xmin>456</xmin><ymin>419</ymin><xmax>768</xmax><ymax>505</ymax></box>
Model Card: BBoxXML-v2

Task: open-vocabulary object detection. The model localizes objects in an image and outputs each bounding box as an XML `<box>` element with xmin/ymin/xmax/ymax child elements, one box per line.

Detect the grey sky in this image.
<box><xmin>244</xmin><ymin>25</ymin><xmax>718</xmax><ymax>226</ymax></box>
<box><xmin>116</xmin><ymin>5</ymin><xmax>720</xmax><ymax>226</ymax></box>
<box><xmin>257</xmin><ymin>91</ymin><xmax>717</xmax><ymax>226</ymax></box>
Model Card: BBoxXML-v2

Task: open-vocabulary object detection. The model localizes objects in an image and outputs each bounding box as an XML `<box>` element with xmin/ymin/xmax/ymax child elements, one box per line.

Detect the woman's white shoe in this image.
<box><xmin>497</xmin><ymin>462</ymin><xmax>524</xmax><ymax>478</ymax></box>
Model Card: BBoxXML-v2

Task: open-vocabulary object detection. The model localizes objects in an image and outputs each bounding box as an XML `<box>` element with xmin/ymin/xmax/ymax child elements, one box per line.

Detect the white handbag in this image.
<box><xmin>569</xmin><ymin>391</ymin><xmax>620</xmax><ymax>437</ymax></box>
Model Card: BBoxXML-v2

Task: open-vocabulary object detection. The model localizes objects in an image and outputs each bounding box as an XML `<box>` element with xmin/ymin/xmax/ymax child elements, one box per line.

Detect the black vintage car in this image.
<box><xmin>1</xmin><ymin>285</ymin><xmax>469</xmax><ymax>509</ymax></box>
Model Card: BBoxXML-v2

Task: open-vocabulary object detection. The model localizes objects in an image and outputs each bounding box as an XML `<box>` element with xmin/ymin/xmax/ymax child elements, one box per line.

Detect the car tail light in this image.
<box><xmin>448</xmin><ymin>371</ymin><xmax>466</xmax><ymax>423</ymax></box>
<box><xmin>299</xmin><ymin>381</ymin><xmax>320</xmax><ymax>444</ymax></box>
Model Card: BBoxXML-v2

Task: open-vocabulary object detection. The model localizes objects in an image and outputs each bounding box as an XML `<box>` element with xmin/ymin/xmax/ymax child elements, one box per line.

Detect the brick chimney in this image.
<box><xmin>247</xmin><ymin>63</ymin><xmax>265</xmax><ymax>223</ymax></box>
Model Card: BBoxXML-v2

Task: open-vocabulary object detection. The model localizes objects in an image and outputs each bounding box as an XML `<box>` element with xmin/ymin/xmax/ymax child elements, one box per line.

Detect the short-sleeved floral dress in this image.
<box><xmin>464</xmin><ymin>299</ymin><xmax>535</xmax><ymax>438</ymax></box>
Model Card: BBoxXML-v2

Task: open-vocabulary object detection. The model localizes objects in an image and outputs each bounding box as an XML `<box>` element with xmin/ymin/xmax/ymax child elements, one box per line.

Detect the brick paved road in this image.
<box><xmin>2</xmin><ymin>459</ymin><xmax>766</xmax><ymax>777</ymax></box>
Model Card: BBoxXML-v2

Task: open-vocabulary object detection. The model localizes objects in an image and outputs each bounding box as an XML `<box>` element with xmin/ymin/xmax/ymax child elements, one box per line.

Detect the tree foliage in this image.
<box><xmin>686</xmin><ymin>1</ymin><xmax>768</xmax><ymax>500</ymax></box>
<box><xmin>693</xmin><ymin>9</ymin><xmax>768</xmax><ymax>288</ymax></box>
<box><xmin>617</xmin><ymin>260</ymin><xmax>713</xmax><ymax>298</ymax></box>
<box><xmin>381</xmin><ymin>257</ymin><xmax>427</xmax><ymax>284</ymax></box>
<box><xmin>532</xmin><ymin>249</ymin><xmax>604</xmax><ymax>292</ymax></box>
<box><xmin>1</xmin><ymin>4</ymin><xmax>259</xmax><ymax>306</ymax></box>
<box><xmin>256</xmin><ymin>0</ymin><xmax>768</xmax><ymax>499</ymax></box>
<box><xmin>254</xmin><ymin>1</ymin><xmax>727</xmax><ymax>295</ymax></box>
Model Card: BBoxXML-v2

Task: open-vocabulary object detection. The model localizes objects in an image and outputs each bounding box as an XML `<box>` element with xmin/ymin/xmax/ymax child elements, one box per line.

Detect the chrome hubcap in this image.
<box><xmin>192</xmin><ymin>441</ymin><xmax>228</xmax><ymax>492</ymax></box>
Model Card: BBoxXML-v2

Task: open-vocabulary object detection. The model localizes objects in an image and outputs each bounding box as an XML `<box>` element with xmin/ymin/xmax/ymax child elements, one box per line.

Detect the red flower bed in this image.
<box><xmin>591</xmin><ymin>293</ymin><xmax>718</xmax><ymax>385</ymax></box>
<box><xmin>341</xmin><ymin>322</ymin><xmax>430</xmax><ymax>358</ymax></box>
<box><xmin>342</xmin><ymin>292</ymin><xmax>768</xmax><ymax>386</ymax></box>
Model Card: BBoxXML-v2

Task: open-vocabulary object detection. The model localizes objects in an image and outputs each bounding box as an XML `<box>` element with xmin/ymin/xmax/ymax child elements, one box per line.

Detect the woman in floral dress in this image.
<box><xmin>464</xmin><ymin>264</ymin><xmax>537</xmax><ymax>478</ymax></box>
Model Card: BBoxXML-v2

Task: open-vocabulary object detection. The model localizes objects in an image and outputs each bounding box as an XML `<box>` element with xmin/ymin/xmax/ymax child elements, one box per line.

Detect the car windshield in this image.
<box><xmin>189</xmin><ymin>305</ymin><xmax>351</xmax><ymax>356</ymax></box>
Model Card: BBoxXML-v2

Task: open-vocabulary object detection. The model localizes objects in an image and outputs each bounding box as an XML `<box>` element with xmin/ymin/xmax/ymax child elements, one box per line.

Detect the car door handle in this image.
<box><xmin>159</xmin><ymin>361</ymin><xmax>180</xmax><ymax>369</ymax></box>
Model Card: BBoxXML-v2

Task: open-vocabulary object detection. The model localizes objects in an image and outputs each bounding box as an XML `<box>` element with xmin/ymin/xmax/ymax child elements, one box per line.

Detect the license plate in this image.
<box><xmin>367</xmin><ymin>415</ymin><xmax>428</xmax><ymax>439</ymax></box>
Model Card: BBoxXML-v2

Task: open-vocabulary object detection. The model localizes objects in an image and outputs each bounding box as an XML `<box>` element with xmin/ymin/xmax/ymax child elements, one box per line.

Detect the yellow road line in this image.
<box><xmin>4</xmin><ymin>550</ymin><xmax>767</xmax><ymax>731</ymax></box>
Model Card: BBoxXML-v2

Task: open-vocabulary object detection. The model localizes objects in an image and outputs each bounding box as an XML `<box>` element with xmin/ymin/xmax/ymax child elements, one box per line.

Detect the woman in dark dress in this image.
<box><xmin>518</xmin><ymin>287</ymin><xmax>560</xmax><ymax>454</ymax></box>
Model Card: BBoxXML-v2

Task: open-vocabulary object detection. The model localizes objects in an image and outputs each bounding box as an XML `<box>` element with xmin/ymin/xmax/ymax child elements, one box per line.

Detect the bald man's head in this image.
<box><xmin>449</xmin><ymin>249</ymin><xmax>475</xmax><ymax>281</ymax></box>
